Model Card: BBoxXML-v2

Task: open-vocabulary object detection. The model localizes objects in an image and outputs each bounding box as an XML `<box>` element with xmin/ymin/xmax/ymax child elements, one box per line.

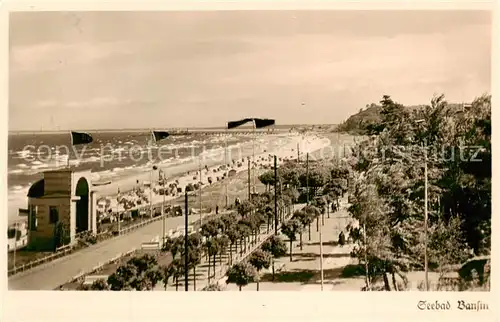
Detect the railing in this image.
<box><xmin>7</xmin><ymin>211</ymin><xmax>220</xmax><ymax>278</ymax></box>
<box><xmin>8</xmin><ymin>245</ymin><xmax>75</xmax><ymax>277</ymax></box>
<box><xmin>201</xmin><ymin>222</ymin><xmax>282</xmax><ymax>289</ymax></box>
<box><xmin>66</xmin><ymin>247</ymin><xmax>138</xmax><ymax>287</ymax></box>
<box><xmin>64</xmin><ymin>233</ymin><xmax>163</xmax><ymax>288</ymax></box>
<box><xmin>203</xmin><ymin>205</ymin><xmax>300</xmax><ymax>288</ymax></box>
<box><xmin>8</xmin><ymin>204</ymin><xmax>287</xmax><ymax>279</ymax></box>
<box><xmin>119</xmin><ymin>214</ymin><xmax>165</xmax><ymax>235</ymax></box>
<box><xmin>8</xmin><ymin>230</ymin><xmax>116</xmax><ymax>277</ymax></box>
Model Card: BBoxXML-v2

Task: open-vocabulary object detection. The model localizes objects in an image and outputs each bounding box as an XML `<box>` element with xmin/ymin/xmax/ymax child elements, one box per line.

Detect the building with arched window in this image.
<box><xmin>26</xmin><ymin>169</ymin><xmax>97</xmax><ymax>251</ymax></box>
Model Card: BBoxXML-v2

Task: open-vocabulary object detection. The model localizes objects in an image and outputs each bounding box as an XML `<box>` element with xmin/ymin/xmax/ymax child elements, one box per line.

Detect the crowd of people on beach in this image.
<box><xmin>95</xmin><ymin>135</ymin><xmax>329</xmax><ymax>228</ymax></box>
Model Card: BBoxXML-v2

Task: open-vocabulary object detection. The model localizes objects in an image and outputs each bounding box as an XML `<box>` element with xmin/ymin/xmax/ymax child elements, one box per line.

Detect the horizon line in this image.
<box><xmin>8</xmin><ymin>123</ymin><xmax>338</xmax><ymax>134</ymax></box>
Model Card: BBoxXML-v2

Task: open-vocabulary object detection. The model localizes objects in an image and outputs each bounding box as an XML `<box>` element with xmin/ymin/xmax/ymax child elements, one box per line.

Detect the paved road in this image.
<box><xmin>8</xmin><ymin>213</ymin><xmax>216</xmax><ymax>290</ymax></box>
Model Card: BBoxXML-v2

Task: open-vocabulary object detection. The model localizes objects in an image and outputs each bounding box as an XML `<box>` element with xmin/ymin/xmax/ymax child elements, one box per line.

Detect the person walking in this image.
<box><xmin>338</xmin><ymin>231</ymin><xmax>345</xmax><ymax>247</ymax></box>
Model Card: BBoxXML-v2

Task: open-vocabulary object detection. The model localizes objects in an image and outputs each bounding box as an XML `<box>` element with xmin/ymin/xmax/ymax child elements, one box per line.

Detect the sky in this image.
<box><xmin>9</xmin><ymin>10</ymin><xmax>491</xmax><ymax>131</ymax></box>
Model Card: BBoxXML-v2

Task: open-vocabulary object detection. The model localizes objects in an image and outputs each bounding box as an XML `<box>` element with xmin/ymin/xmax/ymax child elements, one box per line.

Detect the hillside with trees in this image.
<box><xmin>336</xmin><ymin>98</ymin><xmax>466</xmax><ymax>135</ymax></box>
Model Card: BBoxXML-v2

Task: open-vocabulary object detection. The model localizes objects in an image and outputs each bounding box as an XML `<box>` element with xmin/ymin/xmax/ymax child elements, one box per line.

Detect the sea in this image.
<box><xmin>7</xmin><ymin>127</ymin><xmax>294</xmax><ymax>223</ymax></box>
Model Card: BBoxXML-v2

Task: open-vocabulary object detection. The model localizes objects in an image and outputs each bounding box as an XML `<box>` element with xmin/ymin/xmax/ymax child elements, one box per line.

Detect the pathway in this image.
<box><xmin>222</xmin><ymin>201</ymin><xmax>359</xmax><ymax>291</ymax></box>
<box><xmin>8</xmin><ymin>212</ymin><xmax>218</xmax><ymax>290</ymax></box>
<box><xmin>156</xmin><ymin>204</ymin><xmax>306</xmax><ymax>291</ymax></box>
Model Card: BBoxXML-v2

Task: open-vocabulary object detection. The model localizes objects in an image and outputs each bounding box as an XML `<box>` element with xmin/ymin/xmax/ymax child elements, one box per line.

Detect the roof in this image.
<box><xmin>27</xmin><ymin>179</ymin><xmax>44</xmax><ymax>198</ymax></box>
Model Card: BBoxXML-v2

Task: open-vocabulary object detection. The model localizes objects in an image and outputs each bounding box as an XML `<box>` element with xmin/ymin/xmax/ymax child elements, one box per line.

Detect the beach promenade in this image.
<box><xmin>8</xmin><ymin>213</ymin><xmax>213</xmax><ymax>290</ymax></box>
<box><xmin>92</xmin><ymin>134</ymin><xmax>328</xmax><ymax>198</ymax></box>
<box><xmin>8</xmin><ymin>134</ymin><xmax>332</xmax><ymax>290</ymax></box>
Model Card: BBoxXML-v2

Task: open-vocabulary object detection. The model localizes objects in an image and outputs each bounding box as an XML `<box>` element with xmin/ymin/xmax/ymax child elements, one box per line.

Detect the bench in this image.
<box><xmin>141</xmin><ymin>242</ymin><xmax>160</xmax><ymax>250</ymax></box>
<box><xmin>276</xmin><ymin>263</ymin><xmax>286</xmax><ymax>273</ymax></box>
<box><xmin>83</xmin><ymin>275</ymin><xmax>109</xmax><ymax>285</ymax></box>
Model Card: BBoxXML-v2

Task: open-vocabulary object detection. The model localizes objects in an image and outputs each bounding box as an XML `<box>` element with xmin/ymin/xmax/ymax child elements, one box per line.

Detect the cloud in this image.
<box><xmin>33</xmin><ymin>97</ymin><xmax>157</xmax><ymax>109</ymax></box>
<box><xmin>10</xmin><ymin>41</ymin><xmax>133</xmax><ymax>73</ymax></box>
<box><xmin>8</xmin><ymin>11</ymin><xmax>491</xmax><ymax>130</ymax></box>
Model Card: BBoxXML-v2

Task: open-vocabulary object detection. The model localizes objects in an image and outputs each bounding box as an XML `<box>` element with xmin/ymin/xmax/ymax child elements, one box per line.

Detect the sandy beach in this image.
<box><xmin>7</xmin><ymin>132</ymin><xmax>330</xmax><ymax>225</ymax></box>
<box><xmin>94</xmin><ymin>133</ymin><xmax>331</xmax><ymax>212</ymax></box>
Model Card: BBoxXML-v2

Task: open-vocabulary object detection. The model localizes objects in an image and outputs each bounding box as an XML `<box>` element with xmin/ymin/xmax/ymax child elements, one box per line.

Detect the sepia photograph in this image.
<box><xmin>5</xmin><ymin>7</ymin><xmax>492</xmax><ymax>297</ymax></box>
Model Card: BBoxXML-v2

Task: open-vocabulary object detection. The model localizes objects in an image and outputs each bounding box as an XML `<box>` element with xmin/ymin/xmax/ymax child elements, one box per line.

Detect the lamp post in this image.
<box><xmin>160</xmin><ymin>172</ymin><xmax>166</xmax><ymax>247</ymax></box>
<box><xmin>13</xmin><ymin>222</ymin><xmax>18</xmax><ymax>274</ymax></box>
<box><xmin>150</xmin><ymin>130</ymin><xmax>172</xmax><ymax>244</ymax></box>
<box><xmin>415</xmin><ymin>119</ymin><xmax>429</xmax><ymax>291</ymax></box>
<box><xmin>423</xmin><ymin>143</ymin><xmax>428</xmax><ymax>291</ymax></box>
<box><xmin>306</xmin><ymin>152</ymin><xmax>309</xmax><ymax>205</ymax></box>
<box><xmin>252</xmin><ymin>119</ymin><xmax>257</xmax><ymax>194</ymax></box>
<box><xmin>184</xmin><ymin>190</ymin><xmax>189</xmax><ymax>291</ymax></box>
<box><xmin>224</xmin><ymin>130</ymin><xmax>229</xmax><ymax>208</ymax></box>
<box><xmin>363</xmin><ymin>222</ymin><xmax>370</xmax><ymax>291</ymax></box>
<box><xmin>274</xmin><ymin>155</ymin><xmax>278</xmax><ymax>234</ymax></box>
<box><xmin>319</xmin><ymin>217</ymin><xmax>324</xmax><ymax>291</ymax></box>
<box><xmin>199</xmin><ymin>155</ymin><xmax>203</xmax><ymax>226</ymax></box>
<box><xmin>247</xmin><ymin>159</ymin><xmax>251</xmax><ymax>200</ymax></box>
<box><xmin>149</xmin><ymin>166</ymin><xmax>154</xmax><ymax>219</ymax></box>
<box><xmin>117</xmin><ymin>188</ymin><xmax>121</xmax><ymax>235</ymax></box>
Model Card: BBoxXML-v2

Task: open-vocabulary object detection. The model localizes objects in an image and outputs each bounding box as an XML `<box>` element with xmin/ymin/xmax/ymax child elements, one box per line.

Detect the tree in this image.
<box><xmin>107</xmin><ymin>254</ymin><xmax>161</xmax><ymax>291</ymax></box>
<box><xmin>237</xmin><ymin>221</ymin><xmax>252</xmax><ymax>254</ymax></box>
<box><xmin>216</xmin><ymin>235</ymin><xmax>230</xmax><ymax>264</ymax></box>
<box><xmin>279</xmin><ymin>163</ymin><xmax>304</xmax><ymax>188</ymax></box>
<box><xmin>264</xmin><ymin>206</ymin><xmax>274</xmax><ymax>233</ymax></box>
<box><xmin>187</xmin><ymin>247</ymin><xmax>202</xmax><ymax>291</ymax></box>
<box><xmin>162</xmin><ymin>236</ymin><xmax>183</xmax><ymax>260</ymax></box>
<box><xmin>226</xmin><ymin>227</ymin><xmax>241</xmax><ymax>265</ymax></box>
<box><xmin>107</xmin><ymin>263</ymin><xmax>137</xmax><ymax>291</ymax></box>
<box><xmin>303</xmin><ymin>205</ymin><xmax>321</xmax><ymax>235</ymax></box>
<box><xmin>54</xmin><ymin>222</ymin><xmax>69</xmax><ymax>249</ymax></box>
<box><xmin>280</xmin><ymin>187</ymin><xmax>299</xmax><ymax>219</ymax></box>
<box><xmin>258</xmin><ymin>171</ymin><xmax>275</xmax><ymax>191</ymax></box>
<box><xmin>201</xmin><ymin>283</ymin><xmax>225</xmax><ymax>291</ymax></box>
<box><xmin>201</xmin><ymin>221</ymin><xmax>220</xmax><ymax>240</ymax></box>
<box><xmin>428</xmin><ymin>216</ymin><xmax>470</xmax><ymax>278</ymax></box>
<box><xmin>323</xmin><ymin>180</ymin><xmax>346</xmax><ymax>209</ymax></box>
<box><xmin>90</xmin><ymin>279</ymin><xmax>109</xmax><ymax>290</ymax></box>
<box><xmin>226</xmin><ymin>262</ymin><xmax>256</xmax><ymax>291</ymax></box>
<box><xmin>143</xmin><ymin>267</ymin><xmax>163</xmax><ymax>290</ymax></box>
<box><xmin>221</xmin><ymin>212</ymin><xmax>238</xmax><ymax>231</ymax></box>
<box><xmin>280</xmin><ymin>219</ymin><xmax>302</xmax><ymax>261</ymax></box>
<box><xmin>262</xmin><ymin>236</ymin><xmax>288</xmax><ymax>280</ymax></box>
<box><xmin>312</xmin><ymin>197</ymin><xmax>327</xmax><ymax>225</ymax></box>
<box><xmin>344</xmin><ymin>93</ymin><xmax>491</xmax><ymax>291</ymax></box>
<box><xmin>205</xmin><ymin>238</ymin><xmax>221</xmax><ymax>282</ymax></box>
<box><xmin>213</xmin><ymin>218</ymin><xmax>226</xmax><ymax>232</ymax></box>
<box><xmin>237</xmin><ymin>200</ymin><xmax>254</xmax><ymax>217</ymax></box>
<box><xmin>249</xmin><ymin>250</ymin><xmax>271</xmax><ymax>291</ymax></box>
<box><xmin>166</xmin><ymin>259</ymin><xmax>184</xmax><ymax>291</ymax></box>
<box><xmin>299</xmin><ymin>167</ymin><xmax>329</xmax><ymax>197</ymax></box>
<box><xmin>292</xmin><ymin>209</ymin><xmax>312</xmax><ymax>245</ymax></box>
<box><xmin>161</xmin><ymin>265</ymin><xmax>171</xmax><ymax>290</ymax></box>
<box><xmin>248</xmin><ymin>212</ymin><xmax>266</xmax><ymax>244</ymax></box>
